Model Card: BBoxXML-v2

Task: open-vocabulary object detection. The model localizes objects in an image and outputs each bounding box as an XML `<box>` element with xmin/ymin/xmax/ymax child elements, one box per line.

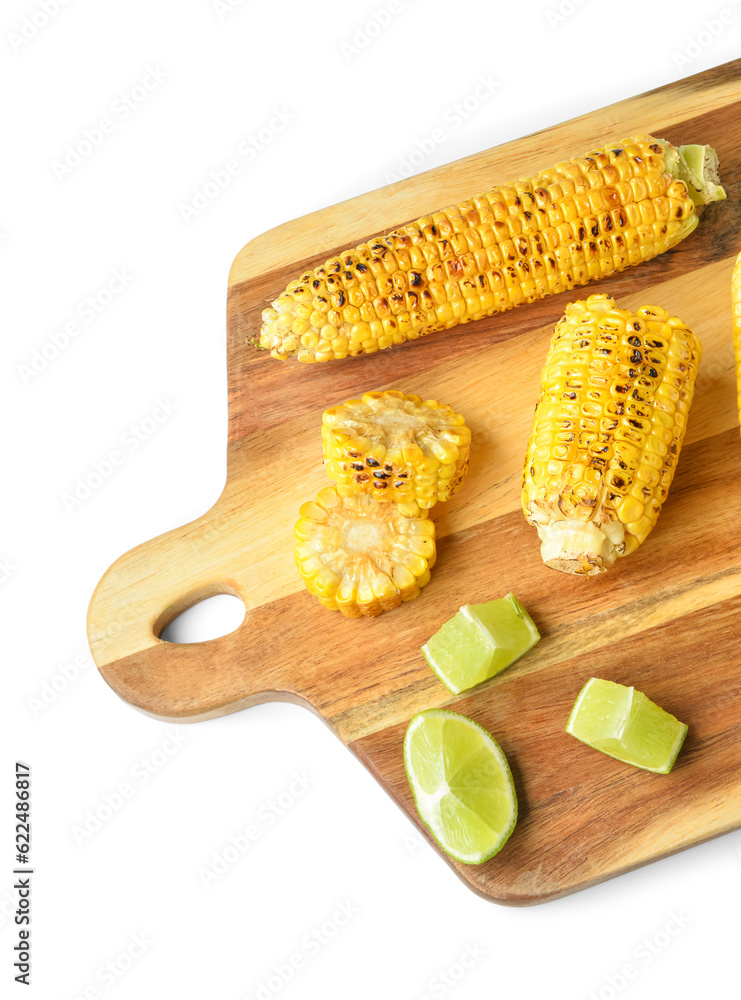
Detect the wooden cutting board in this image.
<box><xmin>87</xmin><ymin>59</ymin><xmax>741</xmax><ymax>905</ymax></box>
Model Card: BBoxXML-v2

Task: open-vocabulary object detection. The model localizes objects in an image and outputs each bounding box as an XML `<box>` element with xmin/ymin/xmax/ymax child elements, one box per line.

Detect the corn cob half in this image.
<box><xmin>522</xmin><ymin>294</ymin><xmax>701</xmax><ymax>576</ymax></box>
<box><xmin>322</xmin><ymin>389</ymin><xmax>471</xmax><ymax>508</ymax></box>
<box><xmin>294</xmin><ymin>486</ymin><xmax>436</xmax><ymax>617</ymax></box>
<box><xmin>733</xmin><ymin>251</ymin><xmax>741</xmax><ymax>434</ymax></box>
<box><xmin>258</xmin><ymin>136</ymin><xmax>724</xmax><ymax>363</ymax></box>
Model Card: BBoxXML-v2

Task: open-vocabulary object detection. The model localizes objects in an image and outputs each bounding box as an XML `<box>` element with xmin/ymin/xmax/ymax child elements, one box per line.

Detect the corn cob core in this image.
<box><xmin>259</xmin><ymin>135</ymin><xmax>706</xmax><ymax>363</ymax></box>
<box><xmin>322</xmin><ymin>389</ymin><xmax>471</xmax><ymax>509</ymax></box>
<box><xmin>294</xmin><ymin>486</ymin><xmax>436</xmax><ymax>617</ymax></box>
<box><xmin>522</xmin><ymin>294</ymin><xmax>701</xmax><ymax>576</ymax></box>
<box><xmin>732</xmin><ymin>251</ymin><xmax>741</xmax><ymax>435</ymax></box>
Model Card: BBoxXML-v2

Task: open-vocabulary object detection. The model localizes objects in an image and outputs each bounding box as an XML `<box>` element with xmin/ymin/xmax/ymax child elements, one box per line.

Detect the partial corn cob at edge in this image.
<box><xmin>522</xmin><ymin>294</ymin><xmax>701</xmax><ymax>576</ymax></box>
<box><xmin>258</xmin><ymin>136</ymin><xmax>724</xmax><ymax>363</ymax></box>
<box><xmin>294</xmin><ymin>486</ymin><xmax>436</xmax><ymax>617</ymax></box>
<box><xmin>322</xmin><ymin>390</ymin><xmax>471</xmax><ymax>509</ymax></box>
<box><xmin>732</xmin><ymin>251</ymin><xmax>741</xmax><ymax>434</ymax></box>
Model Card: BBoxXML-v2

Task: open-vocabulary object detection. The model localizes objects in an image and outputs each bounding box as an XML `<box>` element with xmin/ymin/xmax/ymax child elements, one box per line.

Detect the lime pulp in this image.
<box><xmin>566</xmin><ymin>677</ymin><xmax>688</xmax><ymax>774</ymax></box>
<box><xmin>403</xmin><ymin>709</ymin><xmax>518</xmax><ymax>864</ymax></box>
<box><xmin>421</xmin><ymin>593</ymin><xmax>540</xmax><ymax>694</ymax></box>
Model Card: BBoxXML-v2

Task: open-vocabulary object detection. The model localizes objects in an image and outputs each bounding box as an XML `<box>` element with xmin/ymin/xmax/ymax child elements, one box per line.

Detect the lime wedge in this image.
<box><xmin>566</xmin><ymin>677</ymin><xmax>688</xmax><ymax>774</ymax></box>
<box><xmin>404</xmin><ymin>709</ymin><xmax>518</xmax><ymax>864</ymax></box>
<box><xmin>421</xmin><ymin>593</ymin><xmax>540</xmax><ymax>694</ymax></box>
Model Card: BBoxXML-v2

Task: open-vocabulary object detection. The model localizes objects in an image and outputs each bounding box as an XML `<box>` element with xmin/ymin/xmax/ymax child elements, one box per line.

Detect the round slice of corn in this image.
<box><xmin>294</xmin><ymin>486</ymin><xmax>436</xmax><ymax>618</ymax></box>
<box><xmin>322</xmin><ymin>389</ymin><xmax>471</xmax><ymax>509</ymax></box>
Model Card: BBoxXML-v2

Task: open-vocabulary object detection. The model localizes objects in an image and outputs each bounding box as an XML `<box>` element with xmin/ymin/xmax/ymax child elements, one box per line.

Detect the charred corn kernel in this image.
<box><xmin>257</xmin><ymin>138</ymin><xmax>724</xmax><ymax>362</ymax></box>
<box><xmin>322</xmin><ymin>390</ymin><xmax>471</xmax><ymax>508</ymax></box>
<box><xmin>522</xmin><ymin>294</ymin><xmax>701</xmax><ymax>576</ymax></box>
<box><xmin>294</xmin><ymin>486</ymin><xmax>436</xmax><ymax>617</ymax></box>
<box><xmin>733</xmin><ymin>252</ymin><xmax>741</xmax><ymax>434</ymax></box>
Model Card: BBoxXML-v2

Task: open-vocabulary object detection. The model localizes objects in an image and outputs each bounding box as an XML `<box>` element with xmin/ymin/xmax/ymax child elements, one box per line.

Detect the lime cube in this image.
<box><xmin>566</xmin><ymin>677</ymin><xmax>688</xmax><ymax>774</ymax></box>
<box><xmin>421</xmin><ymin>593</ymin><xmax>540</xmax><ymax>694</ymax></box>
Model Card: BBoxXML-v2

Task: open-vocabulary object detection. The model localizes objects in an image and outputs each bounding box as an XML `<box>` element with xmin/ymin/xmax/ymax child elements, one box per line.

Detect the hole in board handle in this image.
<box><xmin>159</xmin><ymin>594</ymin><xmax>246</xmax><ymax>644</ymax></box>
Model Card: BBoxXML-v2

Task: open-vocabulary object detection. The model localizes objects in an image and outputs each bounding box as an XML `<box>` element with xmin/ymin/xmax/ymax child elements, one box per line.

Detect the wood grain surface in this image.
<box><xmin>88</xmin><ymin>59</ymin><xmax>741</xmax><ymax>904</ymax></box>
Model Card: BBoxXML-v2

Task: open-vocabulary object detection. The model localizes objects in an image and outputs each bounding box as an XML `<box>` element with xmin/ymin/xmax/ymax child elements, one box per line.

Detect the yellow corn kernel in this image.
<box><xmin>293</xmin><ymin>486</ymin><xmax>436</xmax><ymax>617</ymax></box>
<box><xmin>322</xmin><ymin>390</ymin><xmax>471</xmax><ymax>508</ymax></box>
<box><xmin>257</xmin><ymin>137</ymin><xmax>722</xmax><ymax>362</ymax></box>
<box><xmin>522</xmin><ymin>294</ymin><xmax>701</xmax><ymax>575</ymax></box>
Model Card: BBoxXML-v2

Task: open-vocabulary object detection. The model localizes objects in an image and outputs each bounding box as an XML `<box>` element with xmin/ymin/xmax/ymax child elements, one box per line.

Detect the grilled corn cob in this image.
<box><xmin>522</xmin><ymin>294</ymin><xmax>701</xmax><ymax>576</ymax></box>
<box><xmin>733</xmin><ymin>251</ymin><xmax>741</xmax><ymax>434</ymax></box>
<box><xmin>259</xmin><ymin>136</ymin><xmax>724</xmax><ymax>363</ymax></box>
<box><xmin>322</xmin><ymin>389</ymin><xmax>471</xmax><ymax>508</ymax></box>
<box><xmin>294</xmin><ymin>486</ymin><xmax>436</xmax><ymax>617</ymax></box>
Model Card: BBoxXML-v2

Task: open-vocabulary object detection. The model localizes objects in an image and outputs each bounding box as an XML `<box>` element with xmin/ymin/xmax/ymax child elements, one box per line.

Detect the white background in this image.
<box><xmin>4</xmin><ymin>1</ymin><xmax>741</xmax><ymax>998</ymax></box>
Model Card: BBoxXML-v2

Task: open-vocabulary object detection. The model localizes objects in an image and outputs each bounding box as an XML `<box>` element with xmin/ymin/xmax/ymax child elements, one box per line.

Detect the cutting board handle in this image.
<box><xmin>86</xmin><ymin>511</ymin><xmax>307</xmax><ymax>722</ymax></box>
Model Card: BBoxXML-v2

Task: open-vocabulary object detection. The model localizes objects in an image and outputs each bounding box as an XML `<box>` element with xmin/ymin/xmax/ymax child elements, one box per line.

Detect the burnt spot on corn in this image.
<box><xmin>409</xmin><ymin>272</ymin><xmax>422</xmax><ymax>287</ymax></box>
<box><xmin>649</xmin><ymin>143</ymin><xmax>662</xmax><ymax>153</ymax></box>
<box><xmin>628</xmin><ymin>336</ymin><xmax>641</xmax><ymax>347</ymax></box>
<box><xmin>373</xmin><ymin>471</ymin><xmax>390</xmax><ymax>480</ymax></box>
<box><xmin>351</xmin><ymin>462</ymin><xmax>364</xmax><ymax>471</ymax></box>
<box><xmin>591</xmin><ymin>224</ymin><xmax>599</xmax><ymax>237</ymax></box>
<box><xmin>366</xmin><ymin>456</ymin><xmax>380</xmax><ymax>468</ymax></box>
<box><xmin>356</xmin><ymin>262</ymin><xmax>368</xmax><ymax>273</ymax></box>
<box><xmin>337</xmin><ymin>291</ymin><xmax>345</xmax><ymax>306</ymax></box>
<box><xmin>648</xmin><ymin>367</ymin><xmax>659</xmax><ymax>378</ymax></box>
<box><xmin>356</xmin><ymin>473</ymin><xmax>369</xmax><ymax>483</ymax></box>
